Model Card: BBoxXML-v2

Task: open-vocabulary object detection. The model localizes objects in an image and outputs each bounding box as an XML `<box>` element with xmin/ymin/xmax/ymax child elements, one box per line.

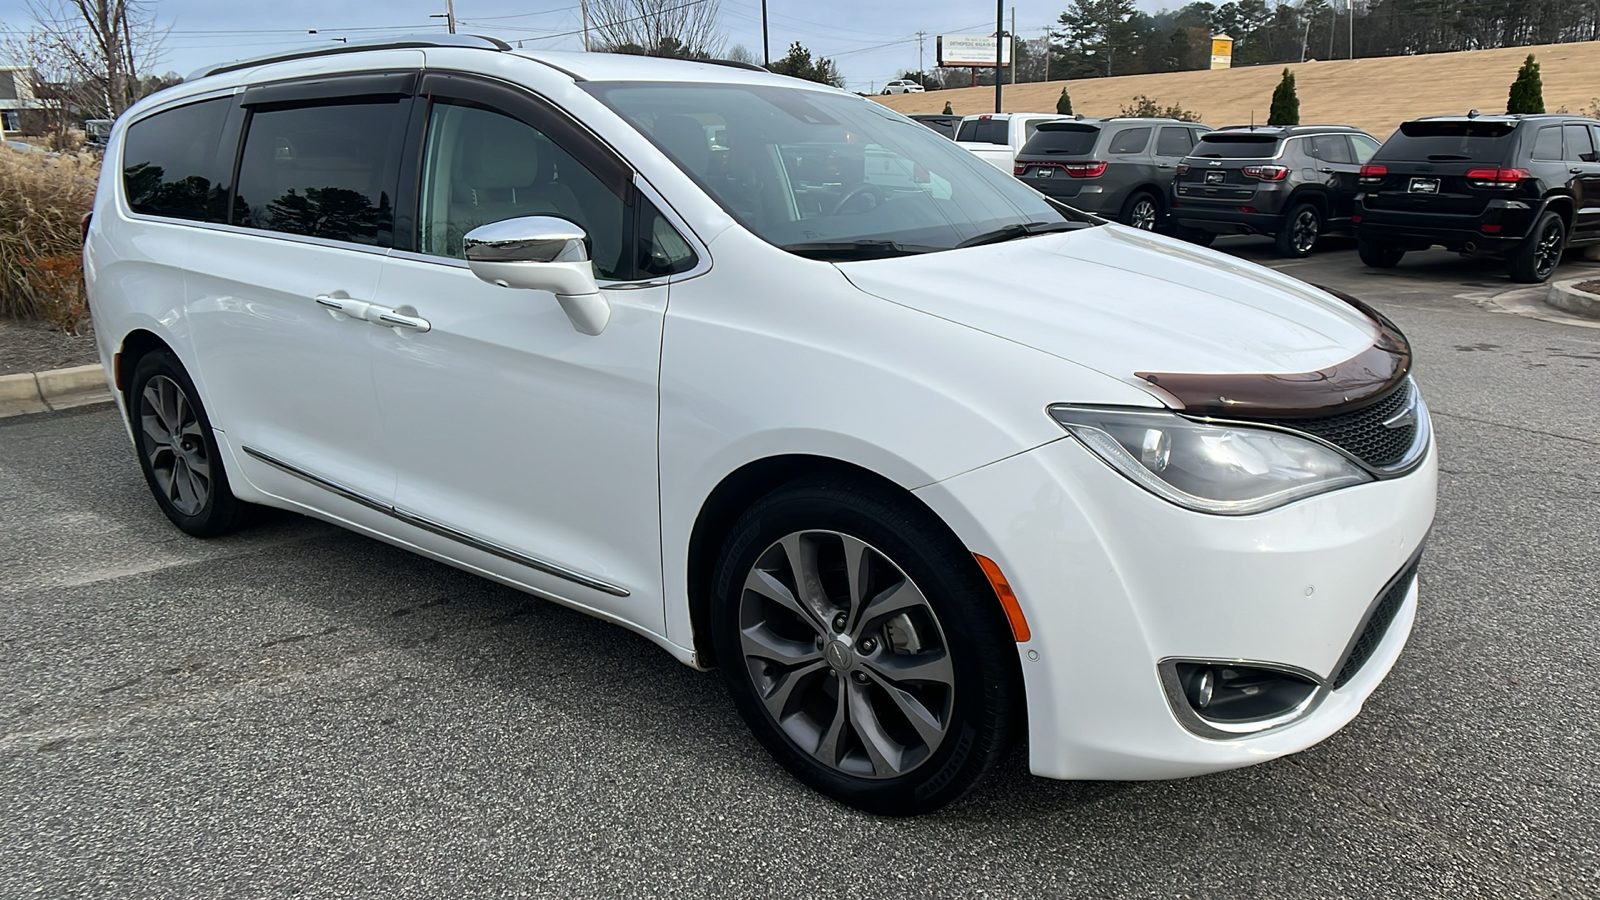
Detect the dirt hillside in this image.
<box><xmin>876</xmin><ymin>40</ymin><xmax>1600</xmax><ymax>139</ymax></box>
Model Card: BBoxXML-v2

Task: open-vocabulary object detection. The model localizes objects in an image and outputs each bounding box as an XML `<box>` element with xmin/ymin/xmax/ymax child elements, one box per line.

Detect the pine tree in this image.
<box><xmin>943</xmin><ymin>100</ymin><xmax>954</xmax><ymax>115</ymax></box>
<box><xmin>1268</xmin><ymin>68</ymin><xmax>1299</xmax><ymax>126</ymax></box>
<box><xmin>1507</xmin><ymin>54</ymin><xmax>1545</xmax><ymax>114</ymax></box>
<box><xmin>1056</xmin><ymin>88</ymin><xmax>1074</xmax><ymax>115</ymax></box>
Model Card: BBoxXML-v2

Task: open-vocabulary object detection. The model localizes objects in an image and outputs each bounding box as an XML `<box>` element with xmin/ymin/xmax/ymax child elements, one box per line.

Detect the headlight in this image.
<box><xmin>1049</xmin><ymin>406</ymin><xmax>1373</xmax><ymax>515</ymax></box>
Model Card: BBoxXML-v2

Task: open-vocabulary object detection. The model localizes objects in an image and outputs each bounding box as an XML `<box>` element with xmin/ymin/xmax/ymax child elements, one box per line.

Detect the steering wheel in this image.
<box><xmin>826</xmin><ymin>182</ymin><xmax>887</xmax><ymax>217</ymax></box>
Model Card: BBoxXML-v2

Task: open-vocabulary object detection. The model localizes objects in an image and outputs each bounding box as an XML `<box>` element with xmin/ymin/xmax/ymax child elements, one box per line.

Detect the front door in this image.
<box><xmin>185</xmin><ymin>72</ymin><xmax>417</xmax><ymax>512</ymax></box>
<box><xmin>1311</xmin><ymin>134</ymin><xmax>1363</xmax><ymax>223</ymax></box>
<box><xmin>1565</xmin><ymin>123</ymin><xmax>1600</xmax><ymax>237</ymax></box>
<box><xmin>370</xmin><ymin>73</ymin><xmax>694</xmax><ymax>629</ymax></box>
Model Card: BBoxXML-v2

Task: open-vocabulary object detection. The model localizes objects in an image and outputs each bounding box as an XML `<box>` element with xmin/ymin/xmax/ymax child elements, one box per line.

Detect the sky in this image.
<box><xmin>0</xmin><ymin>0</ymin><xmax>1171</xmax><ymax>95</ymax></box>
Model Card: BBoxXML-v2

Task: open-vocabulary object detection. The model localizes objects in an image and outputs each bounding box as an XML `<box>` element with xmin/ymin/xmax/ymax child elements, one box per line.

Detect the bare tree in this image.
<box><xmin>23</xmin><ymin>0</ymin><xmax>165</xmax><ymax>118</ymax></box>
<box><xmin>588</xmin><ymin>0</ymin><xmax>726</xmax><ymax>59</ymax></box>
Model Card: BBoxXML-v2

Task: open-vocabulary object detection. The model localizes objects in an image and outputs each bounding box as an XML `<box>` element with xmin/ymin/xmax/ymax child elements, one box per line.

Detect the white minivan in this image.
<box><xmin>86</xmin><ymin>36</ymin><xmax>1436</xmax><ymax>815</ymax></box>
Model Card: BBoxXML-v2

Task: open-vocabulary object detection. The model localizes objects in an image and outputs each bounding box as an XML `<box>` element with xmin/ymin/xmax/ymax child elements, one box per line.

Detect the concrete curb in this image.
<box><xmin>1545</xmin><ymin>279</ymin><xmax>1600</xmax><ymax>320</ymax></box>
<box><xmin>0</xmin><ymin>364</ymin><xmax>112</xmax><ymax>419</ymax></box>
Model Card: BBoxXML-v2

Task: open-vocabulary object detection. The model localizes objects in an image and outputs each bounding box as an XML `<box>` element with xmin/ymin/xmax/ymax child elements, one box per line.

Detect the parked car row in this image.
<box><xmin>913</xmin><ymin>108</ymin><xmax>1600</xmax><ymax>282</ymax></box>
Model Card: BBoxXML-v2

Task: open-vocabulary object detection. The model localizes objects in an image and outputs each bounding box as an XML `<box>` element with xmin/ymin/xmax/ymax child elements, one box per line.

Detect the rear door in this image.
<box><xmin>1310</xmin><ymin>133</ymin><xmax>1361</xmax><ymax>221</ymax></box>
<box><xmin>184</xmin><ymin>69</ymin><xmax>417</xmax><ymax>513</ymax></box>
<box><xmin>1563</xmin><ymin>122</ymin><xmax>1600</xmax><ymax>237</ymax></box>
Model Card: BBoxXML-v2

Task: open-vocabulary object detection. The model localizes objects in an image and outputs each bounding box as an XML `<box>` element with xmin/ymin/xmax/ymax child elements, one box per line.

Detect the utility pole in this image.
<box><xmin>762</xmin><ymin>0</ymin><xmax>770</xmax><ymax>66</ymax></box>
<box><xmin>917</xmin><ymin>31</ymin><xmax>926</xmax><ymax>84</ymax></box>
<box><xmin>1010</xmin><ymin>7</ymin><xmax>1016</xmax><ymax>84</ymax></box>
<box><xmin>1349</xmin><ymin>0</ymin><xmax>1354</xmax><ymax>59</ymax></box>
<box><xmin>994</xmin><ymin>0</ymin><xmax>1003</xmax><ymax>112</ymax></box>
<box><xmin>581</xmin><ymin>0</ymin><xmax>591</xmax><ymax>51</ymax></box>
<box><xmin>446</xmin><ymin>0</ymin><xmax>457</xmax><ymax>33</ymax></box>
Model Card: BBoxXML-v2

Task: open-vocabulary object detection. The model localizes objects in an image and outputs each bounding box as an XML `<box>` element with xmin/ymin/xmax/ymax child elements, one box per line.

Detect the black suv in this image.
<box><xmin>1171</xmin><ymin>125</ymin><xmax>1382</xmax><ymax>256</ymax></box>
<box><xmin>1355</xmin><ymin>114</ymin><xmax>1600</xmax><ymax>282</ymax></box>
<box><xmin>1013</xmin><ymin>117</ymin><xmax>1212</xmax><ymax>231</ymax></box>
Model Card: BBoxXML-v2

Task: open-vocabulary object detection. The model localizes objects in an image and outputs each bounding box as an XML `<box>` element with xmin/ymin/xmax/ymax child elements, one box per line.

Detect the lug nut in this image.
<box><xmin>815</xmin><ymin>636</ymin><xmax>825</xmax><ymax>650</ymax></box>
<box><xmin>859</xmin><ymin>637</ymin><xmax>876</xmax><ymax>653</ymax></box>
<box><xmin>852</xmin><ymin>671</ymin><xmax>870</xmax><ymax>684</ymax></box>
<box><xmin>832</xmin><ymin>613</ymin><xmax>847</xmax><ymax>632</ymax></box>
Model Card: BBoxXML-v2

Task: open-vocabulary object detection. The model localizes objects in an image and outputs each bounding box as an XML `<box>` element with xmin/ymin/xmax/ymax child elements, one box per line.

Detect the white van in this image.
<box><xmin>85</xmin><ymin>36</ymin><xmax>1435</xmax><ymax>815</ymax></box>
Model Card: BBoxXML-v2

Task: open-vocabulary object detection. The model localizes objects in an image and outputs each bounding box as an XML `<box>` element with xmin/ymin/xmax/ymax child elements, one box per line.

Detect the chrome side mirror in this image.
<box><xmin>463</xmin><ymin>216</ymin><xmax>610</xmax><ymax>335</ymax></box>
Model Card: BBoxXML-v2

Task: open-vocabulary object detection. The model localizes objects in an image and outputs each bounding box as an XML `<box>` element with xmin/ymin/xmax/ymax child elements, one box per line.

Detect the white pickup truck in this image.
<box><xmin>955</xmin><ymin>112</ymin><xmax>1074</xmax><ymax>172</ymax></box>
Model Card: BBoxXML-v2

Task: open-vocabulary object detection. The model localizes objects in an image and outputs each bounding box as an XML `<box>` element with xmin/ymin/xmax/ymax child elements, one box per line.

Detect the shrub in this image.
<box><xmin>0</xmin><ymin>146</ymin><xmax>99</xmax><ymax>332</ymax></box>
<box><xmin>1507</xmin><ymin>54</ymin><xmax>1544</xmax><ymax>114</ymax></box>
<box><xmin>1269</xmin><ymin>69</ymin><xmax>1299</xmax><ymax>125</ymax></box>
<box><xmin>1119</xmin><ymin>94</ymin><xmax>1202</xmax><ymax>122</ymax></box>
<box><xmin>1057</xmin><ymin>88</ymin><xmax>1073</xmax><ymax>115</ymax></box>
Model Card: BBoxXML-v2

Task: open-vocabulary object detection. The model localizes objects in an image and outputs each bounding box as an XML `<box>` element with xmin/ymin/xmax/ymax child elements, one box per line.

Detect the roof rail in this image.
<box><xmin>698</xmin><ymin>58</ymin><xmax>769</xmax><ymax>72</ymax></box>
<box><xmin>187</xmin><ymin>34</ymin><xmax>510</xmax><ymax>81</ymax></box>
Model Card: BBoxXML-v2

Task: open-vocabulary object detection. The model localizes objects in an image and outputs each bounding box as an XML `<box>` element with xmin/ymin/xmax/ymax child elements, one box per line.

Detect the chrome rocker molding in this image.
<box><xmin>241</xmin><ymin>446</ymin><xmax>630</xmax><ymax>597</ymax></box>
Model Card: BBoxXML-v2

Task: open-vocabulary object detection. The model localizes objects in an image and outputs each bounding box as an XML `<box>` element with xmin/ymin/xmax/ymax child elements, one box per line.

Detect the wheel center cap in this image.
<box><xmin>824</xmin><ymin>639</ymin><xmax>854</xmax><ymax>671</ymax></box>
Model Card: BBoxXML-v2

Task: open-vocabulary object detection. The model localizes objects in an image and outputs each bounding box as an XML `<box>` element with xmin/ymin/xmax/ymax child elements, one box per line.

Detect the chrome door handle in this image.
<box><xmin>314</xmin><ymin>294</ymin><xmax>350</xmax><ymax>311</ymax></box>
<box><xmin>374</xmin><ymin>309</ymin><xmax>432</xmax><ymax>332</ymax></box>
<box><xmin>1319</xmin><ymin>168</ymin><xmax>1337</xmax><ymax>174</ymax></box>
<box><xmin>314</xmin><ymin>294</ymin><xmax>373</xmax><ymax>320</ymax></box>
<box><xmin>1571</xmin><ymin>167</ymin><xmax>1585</xmax><ymax>174</ymax></box>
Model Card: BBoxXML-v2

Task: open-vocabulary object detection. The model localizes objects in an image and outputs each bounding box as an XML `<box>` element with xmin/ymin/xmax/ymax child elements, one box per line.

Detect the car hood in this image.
<box><xmin>837</xmin><ymin>225</ymin><xmax>1381</xmax><ymax>396</ymax></box>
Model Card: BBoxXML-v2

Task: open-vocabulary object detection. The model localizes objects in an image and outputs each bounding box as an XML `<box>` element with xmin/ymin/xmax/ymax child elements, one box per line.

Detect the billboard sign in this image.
<box><xmin>1210</xmin><ymin>34</ymin><xmax>1234</xmax><ymax>70</ymax></box>
<box><xmin>937</xmin><ymin>34</ymin><xmax>1012</xmax><ymax>68</ymax></box>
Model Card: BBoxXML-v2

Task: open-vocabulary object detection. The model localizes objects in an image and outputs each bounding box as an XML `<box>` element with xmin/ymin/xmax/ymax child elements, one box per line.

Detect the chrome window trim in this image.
<box><xmin>120</xmin><ymin>215</ymin><xmax>395</xmax><ymax>257</ymax></box>
<box><xmin>1157</xmin><ymin>657</ymin><xmax>1329</xmax><ymax>741</ymax></box>
<box><xmin>241</xmin><ymin>446</ymin><xmax>630</xmax><ymax>597</ymax></box>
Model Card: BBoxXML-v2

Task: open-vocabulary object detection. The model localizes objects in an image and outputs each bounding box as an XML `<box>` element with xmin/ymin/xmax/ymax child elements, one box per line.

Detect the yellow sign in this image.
<box><xmin>1210</xmin><ymin>34</ymin><xmax>1234</xmax><ymax>70</ymax></box>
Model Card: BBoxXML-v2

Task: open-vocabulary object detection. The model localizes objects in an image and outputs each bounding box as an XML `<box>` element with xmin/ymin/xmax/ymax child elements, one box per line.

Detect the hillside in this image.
<box><xmin>876</xmin><ymin>40</ymin><xmax>1600</xmax><ymax>139</ymax></box>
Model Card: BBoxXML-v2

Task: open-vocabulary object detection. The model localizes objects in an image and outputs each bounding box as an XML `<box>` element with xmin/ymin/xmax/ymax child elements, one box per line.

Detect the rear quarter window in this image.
<box><xmin>1108</xmin><ymin>127</ymin><xmax>1151</xmax><ymax>154</ymax></box>
<box><xmin>956</xmin><ymin>118</ymin><xmax>1008</xmax><ymax>145</ymax></box>
<box><xmin>121</xmin><ymin>97</ymin><xmax>234</xmax><ymax>222</ymax></box>
<box><xmin>1020</xmin><ymin>125</ymin><xmax>1100</xmax><ymax>156</ymax></box>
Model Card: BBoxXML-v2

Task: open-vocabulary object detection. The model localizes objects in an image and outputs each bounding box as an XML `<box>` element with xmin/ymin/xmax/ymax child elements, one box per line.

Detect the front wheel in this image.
<box><xmin>1276</xmin><ymin>202</ymin><xmax>1321</xmax><ymax>257</ymax></box>
<box><xmin>710</xmin><ymin>478</ymin><xmax>1020</xmax><ymax>816</ymax></box>
<box><xmin>1508</xmin><ymin>210</ymin><xmax>1566</xmax><ymax>283</ymax></box>
<box><xmin>129</xmin><ymin>349</ymin><xmax>250</xmax><ymax>537</ymax></box>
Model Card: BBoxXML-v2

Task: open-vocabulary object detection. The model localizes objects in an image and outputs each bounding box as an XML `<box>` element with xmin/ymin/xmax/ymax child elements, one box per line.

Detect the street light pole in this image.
<box><xmin>994</xmin><ymin>0</ymin><xmax>1003</xmax><ymax>113</ymax></box>
<box><xmin>762</xmin><ymin>0</ymin><xmax>770</xmax><ymax>66</ymax></box>
<box><xmin>445</xmin><ymin>0</ymin><xmax>456</xmax><ymax>34</ymax></box>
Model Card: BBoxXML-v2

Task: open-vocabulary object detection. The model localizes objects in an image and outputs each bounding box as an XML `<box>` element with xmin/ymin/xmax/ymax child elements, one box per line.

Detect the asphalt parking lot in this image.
<box><xmin>3</xmin><ymin>239</ymin><xmax>1599</xmax><ymax>899</ymax></box>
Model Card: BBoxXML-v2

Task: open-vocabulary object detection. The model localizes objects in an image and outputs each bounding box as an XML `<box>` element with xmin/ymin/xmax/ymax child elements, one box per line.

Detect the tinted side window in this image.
<box><xmin>234</xmin><ymin>100</ymin><xmax>406</xmax><ymax>246</ymax></box>
<box><xmin>638</xmin><ymin>197</ymin><xmax>697</xmax><ymax>277</ymax></box>
<box><xmin>1531</xmin><ymin>125</ymin><xmax>1563</xmax><ymax>160</ymax></box>
<box><xmin>1155</xmin><ymin>126</ymin><xmax>1194</xmax><ymax>157</ymax></box>
<box><xmin>417</xmin><ymin>101</ymin><xmax>628</xmax><ymax>280</ymax></box>
<box><xmin>1311</xmin><ymin>135</ymin><xmax>1355</xmax><ymax>164</ymax></box>
<box><xmin>1351</xmin><ymin>134</ymin><xmax>1381</xmax><ymax>164</ymax></box>
<box><xmin>122</xmin><ymin>98</ymin><xmax>233</xmax><ymax>222</ymax></box>
<box><xmin>956</xmin><ymin>118</ymin><xmax>1008</xmax><ymax>145</ymax></box>
<box><xmin>1564</xmin><ymin>124</ymin><xmax>1595</xmax><ymax>161</ymax></box>
<box><xmin>1109</xmin><ymin>127</ymin><xmax>1151</xmax><ymax>154</ymax></box>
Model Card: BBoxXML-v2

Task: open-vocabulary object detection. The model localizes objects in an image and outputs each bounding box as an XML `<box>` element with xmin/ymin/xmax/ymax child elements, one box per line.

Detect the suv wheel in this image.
<box><xmin>1276</xmin><ymin>202</ymin><xmax>1321</xmax><ymax>257</ymax></box>
<box><xmin>129</xmin><ymin>349</ymin><xmax>250</xmax><ymax>537</ymax></box>
<box><xmin>710</xmin><ymin>478</ymin><xmax>1019</xmax><ymax>816</ymax></box>
<box><xmin>1121</xmin><ymin>192</ymin><xmax>1161</xmax><ymax>231</ymax></box>
<box><xmin>1358</xmin><ymin>240</ymin><xmax>1406</xmax><ymax>268</ymax></box>
<box><xmin>1508</xmin><ymin>210</ymin><xmax>1566</xmax><ymax>283</ymax></box>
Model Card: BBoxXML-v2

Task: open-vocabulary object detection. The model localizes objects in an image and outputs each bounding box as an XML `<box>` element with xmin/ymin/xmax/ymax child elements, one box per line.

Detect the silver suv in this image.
<box><xmin>1013</xmin><ymin>117</ymin><xmax>1212</xmax><ymax>230</ymax></box>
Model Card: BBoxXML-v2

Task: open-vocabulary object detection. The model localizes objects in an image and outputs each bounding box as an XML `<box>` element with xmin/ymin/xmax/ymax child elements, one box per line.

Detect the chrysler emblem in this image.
<box><xmin>1381</xmin><ymin>393</ymin><xmax>1419</xmax><ymax>430</ymax></box>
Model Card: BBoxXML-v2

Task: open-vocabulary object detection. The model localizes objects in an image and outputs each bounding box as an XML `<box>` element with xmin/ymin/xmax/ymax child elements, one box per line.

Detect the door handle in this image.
<box><xmin>1318</xmin><ymin>168</ymin><xmax>1337</xmax><ymax>174</ymax></box>
<box><xmin>314</xmin><ymin>293</ymin><xmax>373</xmax><ymax>320</ymax></box>
<box><xmin>373</xmin><ymin>308</ymin><xmax>432</xmax><ymax>333</ymax></box>
<box><xmin>1157</xmin><ymin>163</ymin><xmax>1174</xmax><ymax>169</ymax></box>
<box><xmin>1572</xmin><ymin>167</ymin><xmax>1585</xmax><ymax>174</ymax></box>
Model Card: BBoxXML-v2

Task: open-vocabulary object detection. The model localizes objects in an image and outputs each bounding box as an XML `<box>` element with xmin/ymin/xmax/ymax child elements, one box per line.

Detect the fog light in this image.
<box><xmin>1161</xmin><ymin>659</ymin><xmax>1325</xmax><ymax>738</ymax></box>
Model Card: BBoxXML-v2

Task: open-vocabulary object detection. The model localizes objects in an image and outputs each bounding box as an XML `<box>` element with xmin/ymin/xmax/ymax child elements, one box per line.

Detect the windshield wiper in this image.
<box><xmin>1427</xmin><ymin>154</ymin><xmax>1473</xmax><ymax>160</ymax></box>
<box><xmin>778</xmin><ymin>239</ymin><xmax>933</xmax><ymax>261</ymax></box>
<box><xmin>954</xmin><ymin>220</ymin><xmax>1084</xmax><ymax>249</ymax></box>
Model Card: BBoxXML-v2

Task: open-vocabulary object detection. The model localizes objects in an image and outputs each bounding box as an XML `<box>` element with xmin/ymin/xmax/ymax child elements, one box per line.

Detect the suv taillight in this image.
<box><xmin>1175</xmin><ymin>163</ymin><xmax>1190</xmax><ymax>175</ymax></box>
<box><xmin>1064</xmin><ymin>160</ymin><xmax>1107</xmax><ymax>178</ymax></box>
<box><xmin>1358</xmin><ymin>164</ymin><xmax>1387</xmax><ymax>183</ymax></box>
<box><xmin>1014</xmin><ymin>164</ymin><xmax>1026</xmax><ymax>176</ymax></box>
<box><xmin>1242</xmin><ymin>164</ymin><xmax>1289</xmax><ymax>181</ymax></box>
<box><xmin>1465</xmin><ymin>167</ymin><xmax>1530</xmax><ymax>188</ymax></box>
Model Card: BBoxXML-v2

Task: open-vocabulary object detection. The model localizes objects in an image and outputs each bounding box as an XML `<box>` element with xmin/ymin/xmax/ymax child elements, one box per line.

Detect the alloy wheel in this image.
<box><xmin>1535</xmin><ymin>218</ymin><xmax>1564</xmax><ymax>279</ymax></box>
<box><xmin>1130</xmin><ymin>198</ymin><xmax>1158</xmax><ymax>231</ymax></box>
<box><xmin>138</xmin><ymin>374</ymin><xmax>211</xmax><ymax>516</ymax></box>
<box><xmin>736</xmin><ymin>530</ymin><xmax>955</xmax><ymax>780</ymax></box>
<box><xmin>1292</xmin><ymin>208</ymin><xmax>1319</xmax><ymax>254</ymax></box>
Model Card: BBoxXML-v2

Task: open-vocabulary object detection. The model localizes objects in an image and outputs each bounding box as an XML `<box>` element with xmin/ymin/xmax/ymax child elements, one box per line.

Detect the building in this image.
<box><xmin>0</xmin><ymin>66</ymin><xmax>45</xmax><ymax>133</ymax></box>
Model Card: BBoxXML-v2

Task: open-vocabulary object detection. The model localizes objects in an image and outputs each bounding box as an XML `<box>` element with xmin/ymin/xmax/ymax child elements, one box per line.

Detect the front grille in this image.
<box><xmin>1260</xmin><ymin>379</ymin><xmax>1418</xmax><ymax>468</ymax></box>
<box><xmin>1333</xmin><ymin>558</ymin><xmax>1420</xmax><ymax>689</ymax></box>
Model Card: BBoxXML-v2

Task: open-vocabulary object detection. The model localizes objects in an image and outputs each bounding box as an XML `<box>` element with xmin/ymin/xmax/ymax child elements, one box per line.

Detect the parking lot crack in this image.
<box><xmin>1429</xmin><ymin>410</ymin><xmax>1597</xmax><ymax>447</ymax></box>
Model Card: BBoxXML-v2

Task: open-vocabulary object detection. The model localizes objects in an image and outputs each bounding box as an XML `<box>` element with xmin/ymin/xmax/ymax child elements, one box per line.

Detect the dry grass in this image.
<box><xmin>877</xmin><ymin>40</ymin><xmax>1600</xmax><ymax>140</ymax></box>
<box><xmin>0</xmin><ymin>146</ymin><xmax>99</xmax><ymax>332</ymax></box>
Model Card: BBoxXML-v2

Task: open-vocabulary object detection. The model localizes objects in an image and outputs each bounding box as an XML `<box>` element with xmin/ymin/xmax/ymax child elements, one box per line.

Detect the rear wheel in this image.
<box><xmin>710</xmin><ymin>478</ymin><xmax>1020</xmax><ymax>816</ymax></box>
<box><xmin>1358</xmin><ymin>239</ymin><xmax>1406</xmax><ymax>269</ymax></box>
<box><xmin>1120</xmin><ymin>191</ymin><xmax>1161</xmax><ymax>231</ymax></box>
<box><xmin>1508</xmin><ymin>210</ymin><xmax>1566</xmax><ymax>283</ymax></box>
<box><xmin>1275</xmin><ymin>202</ymin><xmax>1321</xmax><ymax>257</ymax></box>
<box><xmin>129</xmin><ymin>350</ymin><xmax>249</xmax><ymax>537</ymax></box>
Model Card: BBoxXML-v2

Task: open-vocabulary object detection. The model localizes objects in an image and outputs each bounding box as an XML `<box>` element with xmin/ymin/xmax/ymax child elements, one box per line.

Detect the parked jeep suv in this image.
<box><xmin>1355</xmin><ymin>114</ymin><xmax>1600</xmax><ymax>282</ymax></box>
<box><xmin>1014</xmin><ymin>117</ymin><xmax>1212</xmax><ymax>230</ymax></box>
<box><xmin>1172</xmin><ymin>126</ymin><xmax>1382</xmax><ymax>257</ymax></box>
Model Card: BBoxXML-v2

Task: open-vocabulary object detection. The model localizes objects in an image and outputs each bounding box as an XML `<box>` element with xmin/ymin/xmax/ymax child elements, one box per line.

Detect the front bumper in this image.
<box><xmin>913</xmin><ymin>427</ymin><xmax>1437</xmax><ymax>781</ymax></box>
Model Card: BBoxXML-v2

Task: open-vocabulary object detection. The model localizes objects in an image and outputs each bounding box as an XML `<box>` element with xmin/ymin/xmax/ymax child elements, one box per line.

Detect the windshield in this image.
<box><xmin>585</xmin><ymin>82</ymin><xmax>1073</xmax><ymax>257</ymax></box>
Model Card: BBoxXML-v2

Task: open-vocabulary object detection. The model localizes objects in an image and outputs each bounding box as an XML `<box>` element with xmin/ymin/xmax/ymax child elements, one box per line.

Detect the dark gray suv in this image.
<box><xmin>1171</xmin><ymin>125</ymin><xmax>1382</xmax><ymax>256</ymax></box>
<box><xmin>1013</xmin><ymin>118</ymin><xmax>1212</xmax><ymax>230</ymax></box>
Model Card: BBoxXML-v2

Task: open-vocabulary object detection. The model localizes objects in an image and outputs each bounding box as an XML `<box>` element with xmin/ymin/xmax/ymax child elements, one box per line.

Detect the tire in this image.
<box><xmin>1120</xmin><ymin>191</ymin><xmax>1162</xmax><ymax>231</ymax></box>
<box><xmin>1358</xmin><ymin>239</ymin><xmax>1406</xmax><ymax>269</ymax></box>
<box><xmin>709</xmin><ymin>477</ymin><xmax>1020</xmax><ymax>816</ymax></box>
<box><xmin>1174</xmin><ymin>226</ymin><xmax>1216</xmax><ymax>247</ymax></box>
<box><xmin>128</xmin><ymin>349</ymin><xmax>249</xmax><ymax>537</ymax></box>
<box><xmin>1275</xmin><ymin>201</ymin><xmax>1321</xmax><ymax>257</ymax></box>
<box><xmin>1507</xmin><ymin>210</ymin><xmax>1567</xmax><ymax>283</ymax></box>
